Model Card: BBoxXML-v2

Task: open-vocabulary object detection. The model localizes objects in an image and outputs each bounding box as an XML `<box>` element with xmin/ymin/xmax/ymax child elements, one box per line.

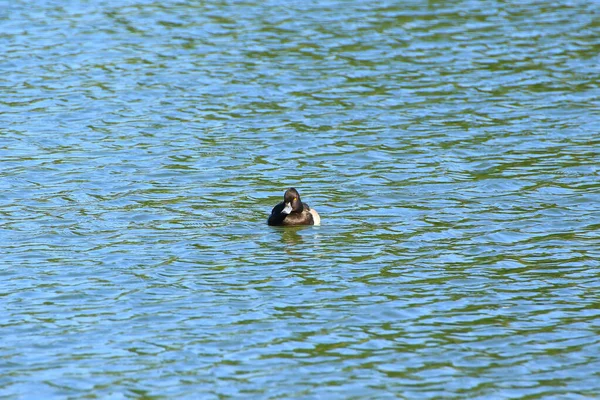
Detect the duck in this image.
<box><xmin>268</xmin><ymin>187</ymin><xmax>321</xmax><ymax>226</ymax></box>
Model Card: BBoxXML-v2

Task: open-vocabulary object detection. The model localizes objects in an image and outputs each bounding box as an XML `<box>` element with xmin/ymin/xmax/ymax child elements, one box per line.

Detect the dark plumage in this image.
<box><xmin>267</xmin><ymin>188</ymin><xmax>321</xmax><ymax>226</ymax></box>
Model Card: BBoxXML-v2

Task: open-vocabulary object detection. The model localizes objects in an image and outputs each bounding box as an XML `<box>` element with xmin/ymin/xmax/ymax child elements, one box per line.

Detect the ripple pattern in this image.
<box><xmin>1</xmin><ymin>0</ymin><xmax>600</xmax><ymax>398</ymax></box>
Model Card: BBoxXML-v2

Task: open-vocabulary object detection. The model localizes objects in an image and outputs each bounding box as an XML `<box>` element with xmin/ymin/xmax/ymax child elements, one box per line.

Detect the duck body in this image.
<box><xmin>268</xmin><ymin>188</ymin><xmax>321</xmax><ymax>226</ymax></box>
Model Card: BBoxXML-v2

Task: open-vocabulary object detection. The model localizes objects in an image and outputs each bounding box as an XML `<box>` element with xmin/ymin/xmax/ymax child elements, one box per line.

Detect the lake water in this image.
<box><xmin>1</xmin><ymin>0</ymin><xmax>599</xmax><ymax>398</ymax></box>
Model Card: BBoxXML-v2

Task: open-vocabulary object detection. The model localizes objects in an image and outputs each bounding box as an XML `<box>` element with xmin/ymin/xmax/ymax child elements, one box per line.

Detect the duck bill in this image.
<box><xmin>281</xmin><ymin>202</ymin><xmax>292</xmax><ymax>214</ymax></box>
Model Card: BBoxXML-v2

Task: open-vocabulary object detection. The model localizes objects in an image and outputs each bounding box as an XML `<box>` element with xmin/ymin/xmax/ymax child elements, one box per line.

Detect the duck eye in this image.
<box><xmin>293</xmin><ymin>197</ymin><xmax>297</xmax><ymax>201</ymax></box>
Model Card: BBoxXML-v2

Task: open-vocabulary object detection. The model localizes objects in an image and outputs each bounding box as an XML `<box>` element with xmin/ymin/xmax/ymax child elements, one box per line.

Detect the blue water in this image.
<box><xmin>1</xmin><ymin>0</ymin><xmax>600</xmax><ymax>398</ymax></box>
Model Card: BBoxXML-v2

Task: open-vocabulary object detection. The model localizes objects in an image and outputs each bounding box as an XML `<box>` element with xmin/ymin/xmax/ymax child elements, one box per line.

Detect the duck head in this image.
<box><xmin>281</xmin><ymin>187</ymin><xmax>303</xmax><ymax>214</ymax></box>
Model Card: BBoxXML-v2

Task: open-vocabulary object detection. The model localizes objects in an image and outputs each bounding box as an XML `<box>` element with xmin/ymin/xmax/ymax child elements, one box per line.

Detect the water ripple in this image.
<box><xmin>2</xmin><ymin>0</ymin><xmax>600</xmax><ymax>398</ymax></box>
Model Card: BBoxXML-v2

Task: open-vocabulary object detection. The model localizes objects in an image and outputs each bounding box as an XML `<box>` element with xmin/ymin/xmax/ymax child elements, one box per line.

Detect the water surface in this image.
<box><xmin>1</xmin><ymin>0</ymin><xmax>600</xmax><ymax>398</ymax></box>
